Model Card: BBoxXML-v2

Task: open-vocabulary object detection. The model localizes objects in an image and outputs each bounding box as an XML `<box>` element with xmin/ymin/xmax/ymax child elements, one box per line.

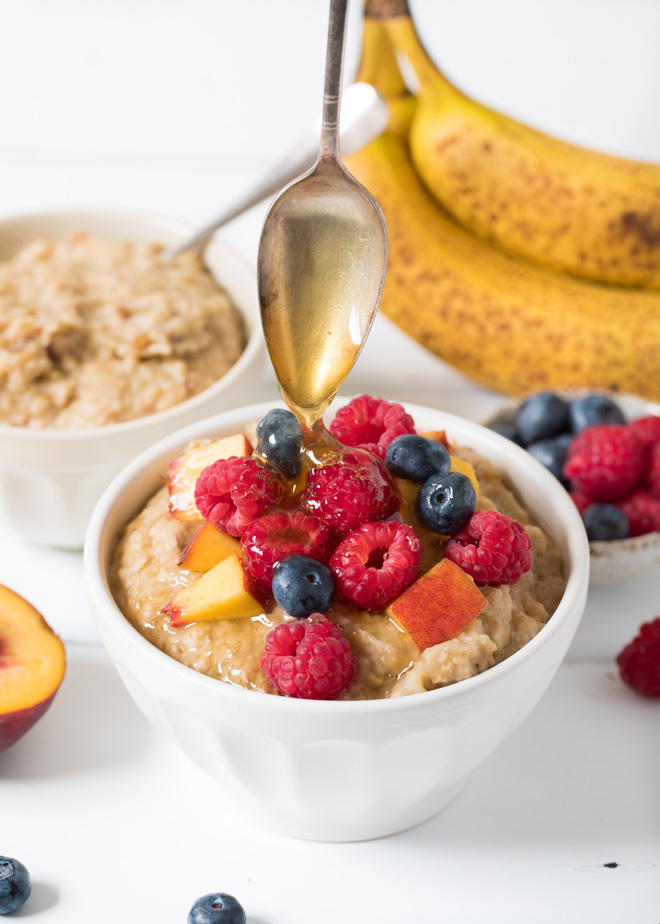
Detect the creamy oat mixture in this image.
<box><xmin>110</xmin><ymin>443</ymin><xmax>566</xmax><ymax>700</ymax></box>
<box><xmin>0</xmin><ymin>234</ymin><xmax>246</xmax><ymax>428</ymax></box>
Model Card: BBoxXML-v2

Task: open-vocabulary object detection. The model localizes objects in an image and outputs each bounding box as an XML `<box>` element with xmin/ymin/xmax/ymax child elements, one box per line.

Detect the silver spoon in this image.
<box><xmin>164</xmin><ymin>81</ymin><xmax>387</xmax><ymax>260</ymax></box>
<box><xmin>257</xmin><ymin>0</ymin><xmax>388</xmax><ymax>435</ymax></box>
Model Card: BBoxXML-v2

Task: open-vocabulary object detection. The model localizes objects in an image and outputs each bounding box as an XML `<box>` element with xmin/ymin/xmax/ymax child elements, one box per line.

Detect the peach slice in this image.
<box><xmin>167</xmin><ymin>433</ymin><xmax>252</xmax><ymax>522</ymax></box>
<box><xmin>419</xmin><ymin>429</ymin><xmax>449</xmax><ymax>448</ymax></box>
<box><xmin>386</xmin><ymin>558</ymin><xmax>487</xmax><ymax>651</ymax></box>
<box><xmin>178</xmin><ymin>521</ymin><xmax>241</xmax><ymax>573</ymax></box>
<box><xmin>163</xmin><ymin>553</ymin><xmax>264</xmax><ymax>627</ymax></box>
<box><xmin>449</xmin><ymin>456</ymin><xmax>479</xmax><ymax>501</ymax></box>
<box><xmin>0</xmin><ymin>585</ymin><xmax>66</xmax><ymax>753</ymax></box>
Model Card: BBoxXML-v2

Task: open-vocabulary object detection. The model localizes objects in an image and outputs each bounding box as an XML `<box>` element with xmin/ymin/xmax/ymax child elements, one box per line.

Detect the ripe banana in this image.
<box><xmin>366</xmin><ymin>0</ymin><xmax>660</xmax><ymax>290</ymax></box>
<box><xmin>345</xmin><ymin>129</ymin><xmax>660</xmax><ymax>400</ymax></box>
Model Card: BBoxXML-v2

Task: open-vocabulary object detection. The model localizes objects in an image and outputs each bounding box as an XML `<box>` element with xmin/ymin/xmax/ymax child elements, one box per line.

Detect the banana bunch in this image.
<box><xmin>344</xmin><ymin>3</ymin><xmax>660</xmax><ymax>401</ymax></box>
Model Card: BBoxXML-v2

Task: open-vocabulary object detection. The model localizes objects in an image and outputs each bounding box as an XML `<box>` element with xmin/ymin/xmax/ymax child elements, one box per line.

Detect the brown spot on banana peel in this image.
<box><xmin>618</xmin><ymin>211</ymin><xmax>660</xmax><ymax>249</ymax></box>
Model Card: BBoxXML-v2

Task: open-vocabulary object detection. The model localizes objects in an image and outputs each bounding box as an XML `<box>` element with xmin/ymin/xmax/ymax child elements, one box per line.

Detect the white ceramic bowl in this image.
<box><xmin>84</xmin><ymin>399</ymin><xmax>590</xmax><ymax>842</ymax></box>
<box><xmin>0</xmin><ymin>209</ymin><xmax>264</xmax><ymax>549</ymax></box>
<box><xmin>484</xmin><ymin>389</ymin><xmax>660</xmax><ymax>584</ymax></box>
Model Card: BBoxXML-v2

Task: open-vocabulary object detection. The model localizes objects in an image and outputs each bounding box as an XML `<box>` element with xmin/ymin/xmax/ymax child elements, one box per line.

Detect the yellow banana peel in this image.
<box><xmin>369</xmin><ymin>0</ymin><xmax>660</xmax><ymax>290</ymax></box>
<box><xmin>345</xmin><ymin>130</ymin><xmax>660</xmax><ymax>400</ymax></box>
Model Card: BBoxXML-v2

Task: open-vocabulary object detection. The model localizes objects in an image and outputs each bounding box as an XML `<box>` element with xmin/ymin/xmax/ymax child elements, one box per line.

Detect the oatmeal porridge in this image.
<box><xmin>110</xmin><ymin>401</ymin><xmax>566</xmax><ymax>701</ymax></box>
<box><xmin>0</xmin><ymin>233</ymin><xmax>246</xmax><ymax>428</ymax></box>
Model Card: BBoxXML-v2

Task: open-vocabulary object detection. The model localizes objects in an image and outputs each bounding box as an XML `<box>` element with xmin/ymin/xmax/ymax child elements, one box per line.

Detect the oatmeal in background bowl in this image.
<box><xmin>0</xmin><ymin>209</ymin><xmax>264</xmax><ymax>549</ymax></box>
<box><xmin>0</xmin><ymin>233</ymin><xmax>246</xmax><ymax>429</ymax></box>
<box><xmin>84</xmin><ymin>398</ymin><xmax>590</xmax><ymax>840</ymax></box>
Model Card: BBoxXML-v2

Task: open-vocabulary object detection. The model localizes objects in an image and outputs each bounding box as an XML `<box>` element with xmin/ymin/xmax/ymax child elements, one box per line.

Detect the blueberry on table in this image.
<box><xmin>582</xmin><ymin>504</ymin><xmax>630</xmax><ymax>541</ymax></box>
<box><xmin>569</xmin><ymin>394</ymin><xmax>625</xmax><ymax>433</ymax></box>
<box><xmin>0</xmin><ymin>856</ymin><xmax>31</xmax><ymax>915</ymax></box>
<box><xmin>188</xmin><ymin>892</ymin><xmax>246</xmax><ymax>924</ymax></box>
<box><xmin>416</xmin><ymin>471</ymin><xmax>476</xmax><ymax>535</ymax></box>
<box><xmin>515</xmin><ymin>391</ymin><xmax>569</xmax><ymax>445</ymax></box>
<box><xmin>526</xmin><ymin>436</ymin><xmax>570</xmax><ymax>485</ymax></box>
<box><xmin>272</xmin><ymin>555</ymin><xmax>335</xmax><ymax>619</ymax></box>
<box><xmin>385</xmin><ymin>434</ymin><xmax>451</xmax><ymax>483</ymax></box>
<box><xmin>255</xmin><ymin>408</ymin><xmax>303</xmax><ymax>478</ymax></box>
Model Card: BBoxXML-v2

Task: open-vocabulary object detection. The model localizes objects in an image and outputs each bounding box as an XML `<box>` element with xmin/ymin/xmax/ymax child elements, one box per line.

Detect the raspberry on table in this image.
<box><xmin>329</xmin><ymin>520</ymin><xmax>422</xmax><ymax>611</ymax></box>
<box><xmin>329</xmin><ymin>394</ymin><xmax>416</xmax><ymax>460</ymax></box>
<box><xmin>614</xmin><ymin>488</ymin><xmax>660</xmax><ymax>537</ymax></box>
<box><xmin>260</xmin><ymin>614</ymin><xmax>355</xmax><ymax>699</ymax></box>
<box><xmin>563</xmin><ymin>424</ymin><xmax>644</xmax><ymax>501</ymax></box>
<box><xmin>445</xmin><ymin>509</ymin><xmax>532</xmax><ymax>586</ymax></box>
<box><xmin>302</xmin><ymin>447</ymin><xmax>398</xmax><ymax>538</ymax></box>
<box><xmin>241</xmin><ymin>510</ymin><xmax>331</xmax><ymax>590</ymax></box>
<box><xmin>616</xmin><ymin>617</ymin><xmax>660</xmax><ymax>698</ymax></box>
<box><xmin>645</xmin><ymin>443</ymin><xmax>660</xmax><ymax>500</ymax></box>
<box><xmin>194</xmin><ymin>456</ymin><xmax>283</xmax><ymax>538</ymax></box>
<box><xmin>628</xmin><ymin>415</ymin><xmax>660</xmax><ymax>453</ymax></box>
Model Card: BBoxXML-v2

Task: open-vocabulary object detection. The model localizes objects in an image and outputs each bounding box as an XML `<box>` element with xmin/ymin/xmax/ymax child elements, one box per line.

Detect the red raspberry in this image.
<box><xmin>563</xmin><ymin>424</ymin><xmax>644</xmax><ymax>501</ymax></box>
<box><xmin>329</xmin><ymin>395</ymin><xmax>416</xmax><ymax>460</ymax></box>
<box><xmin>616</xmin><ymin>618</ymin><xmax>660</xmax><ymax>698</ymax></box>
<box><xmin>260</xmin><ymin>614</ymin><xmax>354</xmax><ymax>699</ymax></box>
<box><xmin>628</xmin><ymin>415</ymin><xmax>660</xmax><ymax>453</ymax></box>
<box><xmin>302</xmin><ymin>447</ymin><xmax>398</xmax><ymax>538</ymax></box>
<box><xmin>241</xmin><ymin>510</ymin><xmax>331</xmax><ymax>590</ymax></box>
<box><xmin>614</xmin><ymin>488</ymin><xmax>660</xmax><ymax>537</ymax></box>
<box><xmin>645</xmin><ymin>443</ymin><xmax>660</xmax><ymax>500</ymax></box>
<box><xmin>195</xmin><ymin>457</ymin><xmax>283</xmax><ymax>538</ymax></box>
<box><xmin>329</xmin><ymin>521</ymin><xmax>422</xmax><ymax>611</ymax></box>
<box><xmin>445</xmin><ymin>509</ymin><xmax>532</xmax><ymax>586</ymax></box>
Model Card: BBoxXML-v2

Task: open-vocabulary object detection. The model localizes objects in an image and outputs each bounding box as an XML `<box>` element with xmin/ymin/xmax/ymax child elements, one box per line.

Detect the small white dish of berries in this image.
<box><xmin>486</xmin><ymin>388</ymin><xmax>660</xmax><ymax>584</ymax></box>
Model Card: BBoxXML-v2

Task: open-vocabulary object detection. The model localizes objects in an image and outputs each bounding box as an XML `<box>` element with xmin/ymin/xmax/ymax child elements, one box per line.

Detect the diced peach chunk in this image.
<box><xmin>386</xmin><ymin>558</ymin><xmax>487</xmax><ymax>651</ymax></box>
<box><xmin>162</xmin><ymin>553</ymin><xmax>264</xmax><ymax>627</ymax></box>
<box><xmin>178</xmin><ymin>521</ymin><xmax>241</xmax><ymax>573</ymax></box>
<box><xmin>167</xmin><ymin>433</ymin><xmax>252</xmax><ymax>521</ymax></box>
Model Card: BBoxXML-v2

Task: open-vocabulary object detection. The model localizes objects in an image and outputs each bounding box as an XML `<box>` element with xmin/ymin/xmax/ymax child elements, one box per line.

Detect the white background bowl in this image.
<box><xmin>0</xmin><ymin>209</ymin><xmax>264</xmax><ymax>549</ymax></box>
<box><xmin>484</xmin><ymin>389</ymin><xmax>660</xmax><ymax>585</ymax></box>
<box><xmin>84</xmin><ymin>399</ymin><xmax>590</xmax><ymax>842</ymax></box>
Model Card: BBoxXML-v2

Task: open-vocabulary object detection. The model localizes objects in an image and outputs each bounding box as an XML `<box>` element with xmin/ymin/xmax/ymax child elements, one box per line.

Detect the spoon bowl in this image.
<box><xmin>257</xmin><ymin>0</ymin><xmax>387</xmax><ymax>429</ymax></box>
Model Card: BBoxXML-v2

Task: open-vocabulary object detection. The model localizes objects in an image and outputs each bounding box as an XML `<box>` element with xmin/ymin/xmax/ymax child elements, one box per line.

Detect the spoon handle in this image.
<box><xmin>319</xmin><ymin>0</ymin><xmax>350</xmax><ymax>160</ymax></box>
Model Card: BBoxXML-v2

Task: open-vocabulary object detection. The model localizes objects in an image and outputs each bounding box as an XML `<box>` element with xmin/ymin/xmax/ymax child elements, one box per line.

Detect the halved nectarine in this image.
<box><xmin>167</xmin><ymin>433</ymin><xmax>253</xmax><ymax>522</ymax></box>
<box><xmin>0</xmin><ymin>585</ymin><xmax>66</xmax><ymax>753</ymax></box>
<box><xmin>386</xmin><ymin>558</ymin><xmax>487</xmax><ymax>651</ymax></box>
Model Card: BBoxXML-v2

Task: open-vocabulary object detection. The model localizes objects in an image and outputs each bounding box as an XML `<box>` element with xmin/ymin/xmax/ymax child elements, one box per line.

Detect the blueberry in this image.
<box><xmin>255</xmin><ymin>408</ymin><xmax>303</xmax><ymax>478</ymax></box>
<box><xmin>526</xmin><ymin>436</ymin><xmax>570</xmax><ymax>485</ymax></box>
<box><xmin>569</xmin><ymin>394</ymin><xmax>625</xmax><ymax>433</ymax></box>
<box><xmin>489</xmin><ymin>421</ymin><xmax>522</xmax><ymax>444</ymax></box>
<box><xmin>582</xmin><ymin>504</ymin><xmax>629</xmax><ymax>542</ymax></box>
<box><xmin>385</xmin><ymin>434</ymin><xmax>451</xmax><ymax>483</ymax></box>
<box><xmin>272</xmin><ymin>555</ymin><xmax>335</xmax><ymax>619</ymax></box>
<box><xmin>416</xmin><ymin>471</ymin><xmax>476</xmax><ymax>535</ymax></box>
<box><xmin>515</xmin><ymin>391</ymin><xmax>569</xmax><ymax>445</ymax></box>
<box><xmin>188</xmin><ymin>893</ymin><xmax>246</xmax><ymax>924</ymax></box>
<box><xmin>0</xmin><ymin>856</ymin><xmax>31</xmax><ymax>915</ymax></box>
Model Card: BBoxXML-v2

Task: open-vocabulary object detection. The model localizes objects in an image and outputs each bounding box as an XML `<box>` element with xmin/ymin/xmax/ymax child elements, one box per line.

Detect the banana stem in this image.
<box><xmin>363</xmin><ymin>0</ymin><xmax>456</xmax><ymax>99</ymax></box>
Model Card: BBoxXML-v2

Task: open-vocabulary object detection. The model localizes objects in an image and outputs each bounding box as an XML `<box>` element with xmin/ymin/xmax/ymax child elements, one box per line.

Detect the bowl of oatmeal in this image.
<box><xmin>0</xmin><ymin>209</ymin><xmax>264</xmax><ymax>548</ymax></box>
<box><xmin>84</xmin><ymin>397</ymin><xmax>589</xmax><ymax>841</ymax></box>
